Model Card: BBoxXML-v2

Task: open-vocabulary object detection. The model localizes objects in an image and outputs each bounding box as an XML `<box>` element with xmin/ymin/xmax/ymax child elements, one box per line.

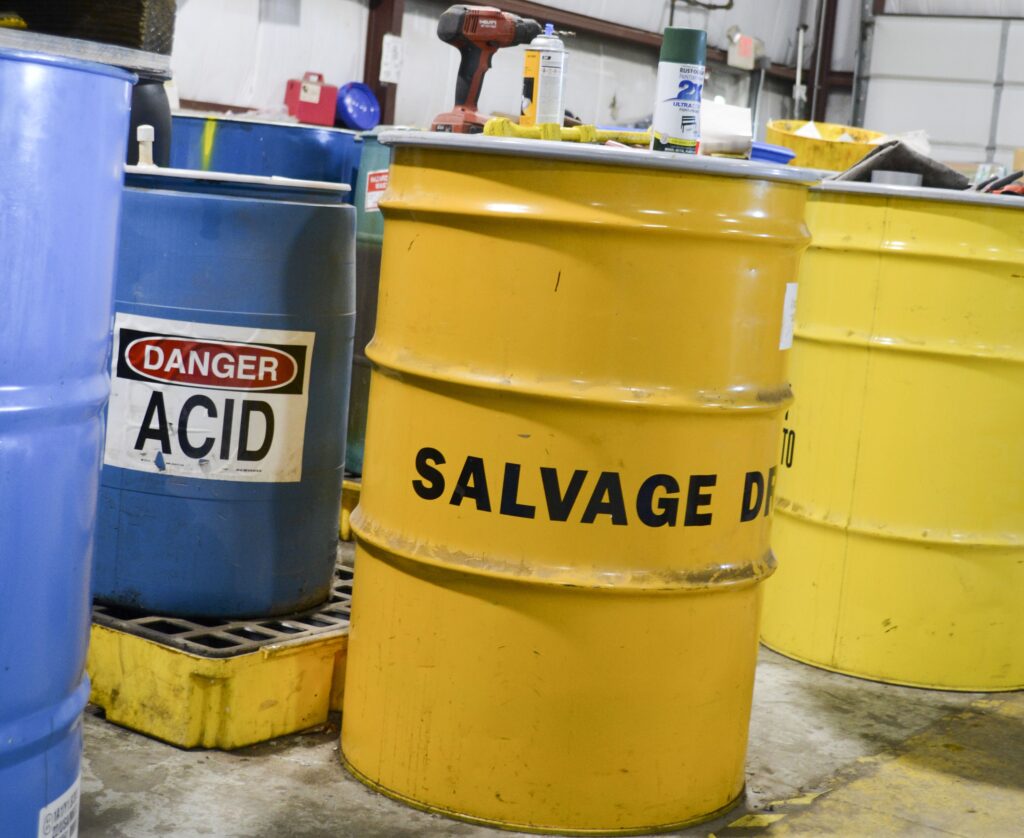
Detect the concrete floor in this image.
<box><xmin>79</xmin><ymin>643</ymin><xmax>1024</xmax><ymax>837</ymax></box>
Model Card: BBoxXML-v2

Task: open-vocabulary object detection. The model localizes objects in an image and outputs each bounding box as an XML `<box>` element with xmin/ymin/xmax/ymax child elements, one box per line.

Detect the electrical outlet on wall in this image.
<box><xmin>380</xmin><ymin>33</ymin><xmax>404</xmax><ymax>85</ymax></box>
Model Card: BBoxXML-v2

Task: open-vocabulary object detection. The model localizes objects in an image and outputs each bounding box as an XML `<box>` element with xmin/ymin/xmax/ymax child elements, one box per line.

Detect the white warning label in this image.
<box><xmin>37</xmin><ymin>774</ymin><xmax>80</xmax><ymax>838</ymax></box>
<box><xmin>299</xmin><ymin>81</ymin><xmax>322</xmax><ymax>104</ymax></box>
<box><xmin>104</xmin><ymin>313</ymin><xmax>315</xmax><ymax>483</ymax></box>
<box><xmin>779</xmin><ymin>282</ymin><xmax>798</xmax><ymax>350</ymax></box>
<box><xmin>364</xmin><ymin>169</ymin><xmax>389</xmax><ymax>212</ymax></box>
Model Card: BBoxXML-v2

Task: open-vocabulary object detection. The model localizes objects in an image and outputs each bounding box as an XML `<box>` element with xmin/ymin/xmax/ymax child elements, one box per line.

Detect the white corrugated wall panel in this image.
<box><xmin>825</xmin><ymin>89</ymin><xmax>854</xmax><ymax>125</ymax></box>
<box><xmin>863</xmin><ymin>14</ymin><xmax>1006</xmax><ymax>162</ymax></box>
<box><xmin>538</xmin><ymin>0</ymin><xmax>666</xmax><ymax>33</ymax></box>
<box><xmin>668</xmin><ymin>0</ymin><xmax>804</xmax><ymax>64</ymax></box>
<box><xmin>995</xmin><ymin>88</ymin><xmax>1024</xmax><ymax>146</ymax></box>
<box><xmin>590</xmin><ymin>39</ymin><xmax>660</xmax><ymax>124</ymax></box>
<box><xmin>865</xmin><ymin>78</ymin><xmax>994</xmax><ymax>145</ymax></box>
<box><xmin>172</xmin><ymin>0</ymin><xmax>262</xmax><ymax>106</ymax></box>
<box><xmin>928</xmin><ymin>141</ymin><xmax>991</xmax><ymax>165</ymax></box>
<box><xmin>997</xmin><ymin>21</ymin><xmax>1024</xmax><ymax>162</ymax></box>
<box><xmin>883</xmin><ymin>0</ymin><xmax>1024</xmax><ymax>15</ymax></box>
<box><xmin>172</xmin><ymin>0</ymin><xmax>368</xmax><ymax>110</ymax></box>
<box><xmin>249</xmin><ymin>0</ymin><xmax>368</xmax><ymax>110</ymax></box>
<box><xmin>832</xmin><ymin>0</ymin><xmax>862</xmax><ymax>71</ymax></box>
<box><xmin>870</xmin><ymin>16</ymin><xmax>1003</xmax><ymax>79</ymax></box>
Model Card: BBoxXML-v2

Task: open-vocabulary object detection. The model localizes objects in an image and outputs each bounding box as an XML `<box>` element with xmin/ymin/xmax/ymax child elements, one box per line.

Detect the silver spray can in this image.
<box><xmin>521</xmin><ymin>23</ymin><xmax>567</xmax><ymax>127</ymax></box>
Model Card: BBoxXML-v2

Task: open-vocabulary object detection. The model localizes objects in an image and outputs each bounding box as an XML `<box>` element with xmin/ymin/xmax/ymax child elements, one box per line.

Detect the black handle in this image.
<box><xmin>456</xmin><ymin>43</ymin><xmax>491</xmax><ymax>108</ymax></box>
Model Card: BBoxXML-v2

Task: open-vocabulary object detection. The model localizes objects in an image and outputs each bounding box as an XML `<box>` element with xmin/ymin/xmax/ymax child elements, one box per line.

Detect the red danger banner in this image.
<box><xmin>124</xmin><ymin>336</ymin><xmax>299</xmax><ymax>391</ymax></box>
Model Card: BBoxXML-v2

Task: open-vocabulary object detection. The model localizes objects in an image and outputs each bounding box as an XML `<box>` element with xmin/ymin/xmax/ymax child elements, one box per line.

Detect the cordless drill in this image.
<box><xmin>431</xmin><ymin>5</ymin><xmax>542</xmax><ymax>133</ymax></box>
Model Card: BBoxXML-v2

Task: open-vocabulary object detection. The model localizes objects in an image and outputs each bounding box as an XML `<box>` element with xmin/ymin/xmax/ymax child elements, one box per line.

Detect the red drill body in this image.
<box><xmin>431</xmin><ymin>5</ymin><xmax>541</xmax><ymax>133</ymax></box>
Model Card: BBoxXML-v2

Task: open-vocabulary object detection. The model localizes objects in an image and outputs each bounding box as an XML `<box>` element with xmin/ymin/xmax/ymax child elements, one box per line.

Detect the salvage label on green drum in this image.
<box><xmin>104</xmin><ymin>313</ymin><xmax>314</xmax><ymax>483</ymax></box>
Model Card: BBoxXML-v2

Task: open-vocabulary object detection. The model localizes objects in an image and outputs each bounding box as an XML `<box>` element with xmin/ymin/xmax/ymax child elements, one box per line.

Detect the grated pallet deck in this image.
<box><xmin>88</xmin><ymin>562</ymin><xmax>352</xmax><ymax>750</ymax></box>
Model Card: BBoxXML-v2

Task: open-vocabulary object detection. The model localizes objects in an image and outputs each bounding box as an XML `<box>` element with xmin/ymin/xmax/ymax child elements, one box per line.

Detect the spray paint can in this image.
<box><xmin>651</xmin><ymin>27</ymin><xmax>707</xmax><ymax>154</ymax></box>
<box><xmin>521</xmin><ymin>23</ymin><xmax>566</xmax><ymax>127</ymax></box>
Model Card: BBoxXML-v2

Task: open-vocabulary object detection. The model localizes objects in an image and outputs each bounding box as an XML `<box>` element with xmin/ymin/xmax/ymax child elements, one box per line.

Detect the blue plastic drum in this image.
<box><xmin>0</xmin><ymin>48</ymin><xmax>133</xmax><ymax>836</ymax></box>
<box><xmin>169</xmin><ymin>114</ymin><xmax>362</xmax><ymax>199</ymax></box>
<box><xmin>94</xmin><ymin>169</ymin><xmax>355</xmax><ymax>618</ymax></box>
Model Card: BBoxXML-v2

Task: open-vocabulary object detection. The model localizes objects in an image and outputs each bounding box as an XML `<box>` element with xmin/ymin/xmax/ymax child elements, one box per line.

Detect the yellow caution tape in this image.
<box><xmin>484</xmin><ymin>117</ymin><xmax>651</xmax><ymax>146</ymax></box>
<box><xmin>0</xmin><ymin>13</ymin><xmax>28</xmax><ymax>29</ymax></box>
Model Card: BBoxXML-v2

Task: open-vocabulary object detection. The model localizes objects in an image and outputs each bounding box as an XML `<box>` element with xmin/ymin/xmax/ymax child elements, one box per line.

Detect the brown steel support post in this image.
<box><xmin>809</xmin><ymin>0</ymin><xmax>840</xmax><ymax>122</ymax></box>
<box><xmin>364</xmin><ymin>0</ymin><xmax>405</xmax><ymax>125</ymax></box>
<box><xmin>802</xmin><ymin>0</ymin><xmax>835</xmax><ymax>122</ymax></box>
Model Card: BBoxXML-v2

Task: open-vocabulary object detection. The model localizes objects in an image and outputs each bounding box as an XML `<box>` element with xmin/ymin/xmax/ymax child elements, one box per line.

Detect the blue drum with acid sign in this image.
<box><xmin>0</xmin><ymin>47</ymin><xmax>133</xmax><ymax>836</ymax></box>
<box><xmin>93</xmin><ymin>168</ymin><xmax>355</xmax><ymax>618</ymax></box>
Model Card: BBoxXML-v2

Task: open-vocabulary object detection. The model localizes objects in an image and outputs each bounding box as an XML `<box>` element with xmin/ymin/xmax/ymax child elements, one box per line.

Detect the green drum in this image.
<box><xmin>346</xmin><ymin>131</ymin><xmax>391</xmax><ymax>476</ymax></box>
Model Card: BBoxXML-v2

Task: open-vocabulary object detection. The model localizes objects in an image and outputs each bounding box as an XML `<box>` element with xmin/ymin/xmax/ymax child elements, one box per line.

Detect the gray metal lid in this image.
<box><xmin>0</xmin><ymin>43</ymin><xmax>137</xmax><ymax>83</ymax></box>
<box><xmin>814</xmin><ymin>179</ymin><xmax>1023</xmax><ymax>209</ymax></box>
<box><xmin>378</xmin><ymin>131</ymin><xmax>818</xmax><ymax>185</ymax></box>
<box><xmin>0</xmin><ymin>29</ymin><xmax>166</xmax><ymax>79</ymax></box>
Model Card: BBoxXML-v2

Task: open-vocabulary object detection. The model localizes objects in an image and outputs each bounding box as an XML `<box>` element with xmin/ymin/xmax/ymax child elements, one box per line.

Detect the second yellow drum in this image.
<box><xmin>763</xmin><ymin>182</ymin><xmax>1024</xmax><ymax>691</ymax></box>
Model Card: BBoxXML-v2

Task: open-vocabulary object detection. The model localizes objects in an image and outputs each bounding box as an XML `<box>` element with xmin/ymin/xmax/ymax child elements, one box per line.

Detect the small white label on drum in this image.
<box><xmin>779</xmin><ymin>282</ymin><xmax>798</xmax><ymax>350</ymax></box>
<box><xmin>364</xmin><ymin>170</ymin><xmax>389</xmax><ymax>212</ymax></box>
<box><xmin>37</xmin><ymin>774</ymin><xmax>80</xmax><ymax>838</ymax></box>
<box><xmin>104</xmin><ymin>313</ymin><xmax>315</xmax><ymax>483</ymax></box>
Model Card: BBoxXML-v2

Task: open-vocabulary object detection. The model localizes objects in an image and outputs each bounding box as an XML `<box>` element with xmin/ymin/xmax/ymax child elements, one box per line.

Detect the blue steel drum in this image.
<box><xmin>169</xmin><ymin>114</ymin><xmax>361</xmax><ymax>199</ymax></box>
<box><xmin>93</xmin><ymin>169</ymin><xmax>355</xmax><ymax>618</ymax></box>
<box><xmin>0</xmin><ymin>49</ymin><xmax>132</xmax><ymax>836</ymax></box>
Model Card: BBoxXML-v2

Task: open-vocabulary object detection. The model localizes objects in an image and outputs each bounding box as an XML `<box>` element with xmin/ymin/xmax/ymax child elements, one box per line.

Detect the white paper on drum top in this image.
<box><xmin>103</xmin><ymin>313</ymin><xmax>315</xmax><ymax>483</ymax></box>
<box><xmin>37</xmin><ymin>773</ymin><xmax>80</xmax><ymax>838</ymax></box>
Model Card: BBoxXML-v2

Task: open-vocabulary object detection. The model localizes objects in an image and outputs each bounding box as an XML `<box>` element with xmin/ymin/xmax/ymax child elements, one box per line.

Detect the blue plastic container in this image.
<box><xmin>0</xmin><ymin>48</ymin><xmax>132</xmax><ymax>835</ymax></box>
<box><xmin>169</xmin><ymin>114</ymin><xmax>362</xmax><ymax>199</ymax></box>
<box><xmin>336</xmin><ymin>82</ymin><xmax>381</xmax><ymax>131</ymax></box>
<box><xmin>750</xmin><ymin>141</ymin><xmax>797</xmax><ymax>165</ymax></box>
<box><xmin>93</xmin><ymin>169</ymin><xmax>355</xmax><ymax>618</ymax></box>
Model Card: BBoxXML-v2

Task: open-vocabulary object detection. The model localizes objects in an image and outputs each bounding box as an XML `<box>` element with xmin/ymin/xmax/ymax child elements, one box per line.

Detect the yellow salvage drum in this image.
<box><xmin>341</xmin><ymin>133</ymin><xmax>813</xmax><ymax>834</ymax></box>
<box><xmin>762</xmin><ymin>182</ymin><xmax>1024</xmax><ymax>692</ymax></box>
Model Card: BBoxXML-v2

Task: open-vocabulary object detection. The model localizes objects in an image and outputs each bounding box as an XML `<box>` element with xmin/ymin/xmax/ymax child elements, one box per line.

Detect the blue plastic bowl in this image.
<box><xmin>336</xmin><ymin>82</ymin><xmax>381</xmax><ymax>131</ymax></box>
<box><xmin>750</xmin><ymin>141</ymin><xmax>797</xmax><ymax>165</ymax></box>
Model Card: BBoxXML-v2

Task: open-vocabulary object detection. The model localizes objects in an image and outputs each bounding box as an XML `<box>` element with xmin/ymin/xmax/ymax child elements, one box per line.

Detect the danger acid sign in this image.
<box><xmin>104</xmin><ymin>313</ymin><xmax>315</xmax><ymax>483</ymax></box>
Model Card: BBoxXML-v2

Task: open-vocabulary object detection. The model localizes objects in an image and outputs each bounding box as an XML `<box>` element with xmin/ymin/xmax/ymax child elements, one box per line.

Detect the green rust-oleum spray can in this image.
<box><xmin>651</xmin><ymin>27</ymin><xmax>707</xmax><ymax>154</ymax></box>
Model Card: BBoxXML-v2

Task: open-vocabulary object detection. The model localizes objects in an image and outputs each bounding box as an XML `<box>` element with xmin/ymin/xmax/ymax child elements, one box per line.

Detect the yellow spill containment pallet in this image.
<box><xmin>338</xmin><ymin>476</ymin><xmax>361</xmax><ymax>542</ymax></box>
<box><xmin>88</xmin><ymin>563</ymin><xmax>352</xmax><ymax>750</ymax></box>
